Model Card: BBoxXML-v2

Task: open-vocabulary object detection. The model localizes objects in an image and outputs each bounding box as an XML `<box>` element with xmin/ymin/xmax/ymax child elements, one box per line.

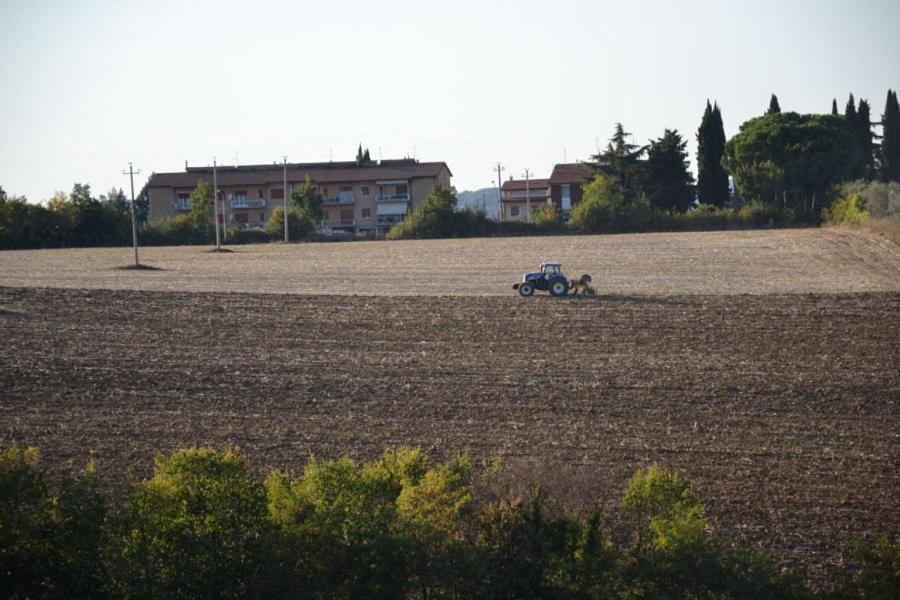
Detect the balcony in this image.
<box><xmin>322</xmin><ymin>218</ymin><xmax>356</xmax><ymax>228</ymax></box>
<box><xmin>230</xmin><ymin>198</ymin><xmax>266</xmax><ymax>209</ymax></box>
<box><xmin>324</xmin><ymin>194</ymin><xmax>355</xmax><ymax>204</ymax></box>
<box><xmin>377</xmin><ymin>193</ymin><xmax>410</xmax><ymax>202</ymax></box>
<box><xmin>173</xmin><ymin>201</ymin><xmax>191</xmax><ymax>212</ymax></box>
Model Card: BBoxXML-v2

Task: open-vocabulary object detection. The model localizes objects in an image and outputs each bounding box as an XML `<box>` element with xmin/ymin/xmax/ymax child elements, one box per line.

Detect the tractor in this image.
<box><xmin>512</xmin><ymin>262</ymin><xmax>570</xmax><ymax>297</ymax></box>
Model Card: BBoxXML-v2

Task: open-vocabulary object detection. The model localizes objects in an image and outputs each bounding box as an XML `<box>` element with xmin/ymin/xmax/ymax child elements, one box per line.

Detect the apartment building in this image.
<box><xmin>145</xmin><ymin>159</ymin><xmax>452</xmax><ymax>234</ymax></box>
<box><xmin>500</xmin><ymin>178</ymin><xmax>550</xmax><ymax>222</ymax></box>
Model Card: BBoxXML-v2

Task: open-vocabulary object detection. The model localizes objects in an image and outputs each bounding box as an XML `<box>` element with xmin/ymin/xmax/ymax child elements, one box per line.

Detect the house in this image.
<box><xmin>548</xmin><ymin>163</ymin><xmax>594</xmax><ymax>213</ymax></box>
<box><xmin>500</xmin><ymin>178</ymin><xmax>550</xmax><ymax>222</ymax></box>
<box><xmin>144</xmin><ymin>158</ymin><xmax>452</xmax><ymax>234</ymax></box>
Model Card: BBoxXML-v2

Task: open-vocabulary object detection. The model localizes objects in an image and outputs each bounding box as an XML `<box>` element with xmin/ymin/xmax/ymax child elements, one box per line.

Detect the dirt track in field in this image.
<box><xmin>1</xmin><ymin>286</ymin><xmax>897</xmax><ymax>584</ymax></box>
<box><xmin>0</xmin><ymin>228</ymin><xmax>898</xmax><ymax>296</ymax></box>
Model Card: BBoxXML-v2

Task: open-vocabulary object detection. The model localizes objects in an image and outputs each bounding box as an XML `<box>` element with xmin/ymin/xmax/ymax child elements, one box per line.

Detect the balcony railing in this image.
<box><xmin>376</xmin><ymin>193</ymin><xmax>410</xmax><ymax>202</ymax></box>
<box><xmin>322</xmin><ymin>218</ymin><xmax>356</xmax><ymax>228</ymax></box>
<box><xmin>230</xmin><ymin>198</ymin><xmax>266</xmax><ymax>209</ymax></box>
<box><xmin>173</xmin><ymin>201</ymin><xmax>191</xmax><ymax>211</ymax></box>
<box><xmin>324</xmin><ymin>194</ymin><xmax>355</xmax><ymax>204</ymax></box>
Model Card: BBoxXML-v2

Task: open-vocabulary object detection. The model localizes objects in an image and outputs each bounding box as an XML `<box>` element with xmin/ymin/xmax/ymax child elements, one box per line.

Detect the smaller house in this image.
<box><xmin>500</xmin><ymin>178</ymin><xmax>550</xmax><ymax>222</ymax></box>
<box><xmin>548</xmin><ymin>163</ymin><xmax>594</xmax><ymax>213</ymax></box>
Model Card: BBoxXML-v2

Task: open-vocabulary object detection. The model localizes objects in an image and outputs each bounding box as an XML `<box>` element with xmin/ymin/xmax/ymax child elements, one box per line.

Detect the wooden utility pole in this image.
<box><xmin>523</xmin><ymin>168</ymin><xmax>532</xmax><ymax>222</ymax></box>
<box><xmin>123</xmin><ymin>163</ymin><xmax>142</xmax><ymax>267</ymax></box>
<box><xmin>495</xmin><ymin>162</ymin><xmax>505</xmax><ymax>221</ymax></box>
<box><xmin>282</xmin><ymin>156</ymin><xmax>289</xmax><ymax>242</ymax></box>
<box><xmin>213</xmin><ymin>158</ymin><xmax>221</xmax><ymax>250</ymax></box>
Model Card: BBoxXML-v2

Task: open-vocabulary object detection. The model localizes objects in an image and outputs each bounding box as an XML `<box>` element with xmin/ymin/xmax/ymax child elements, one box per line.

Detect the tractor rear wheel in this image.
<box><xmin>518</xmin><ymin>282</ymin><xmax>535</xmax><ymax>297</ymax></box>
<box><xmin>549</xmin><ymin>277</ymin><xmax>568</xmax><ymax>297</ymax></box>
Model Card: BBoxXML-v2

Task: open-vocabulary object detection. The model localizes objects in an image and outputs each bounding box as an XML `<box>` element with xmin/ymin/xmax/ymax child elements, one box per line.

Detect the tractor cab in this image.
<box><xmin>540</xmin><ymin>263</ymin><xmax>561</xmax><ymax>279</ymax></box>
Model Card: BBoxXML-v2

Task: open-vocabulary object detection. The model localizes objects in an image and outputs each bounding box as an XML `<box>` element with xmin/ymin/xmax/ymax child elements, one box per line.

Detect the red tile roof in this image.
<box><xmin>147</xmin><ymin>160</ymin><xmax>451</xmax><ymax>189</ymax></box>
<box><xmin>501</xmin><ymin>178</ymin><xmax>550</xmax><ymax>192</ymax></box>
<box><xmin>548</xmin><ymin>163</ymin><xmax>594</xmax><ymax>184</ymax></box>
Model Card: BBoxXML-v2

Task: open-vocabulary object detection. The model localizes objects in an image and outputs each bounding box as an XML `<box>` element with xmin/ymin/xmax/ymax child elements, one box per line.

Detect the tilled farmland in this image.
<box><xmin>0</xmin><ymin>284</ymin><xmax>897</xmax><ymax>584</ymax></box>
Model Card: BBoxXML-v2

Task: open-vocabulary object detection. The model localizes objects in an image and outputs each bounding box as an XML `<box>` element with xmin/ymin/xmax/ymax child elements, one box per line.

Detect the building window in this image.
<box><xmin>510</xmin><ymin>206</ymin><xmax>520</xmax><ymax>216</ymax></box>
<box><xmin>339</xmin><ymin>186</ymin><xmax>352</xmax><ymax>193</ymax></box>
<box><xmin>175</xmin><ymin>193</ymin><xmax>191</xmax><ymax>210</ymax></box>
<box><xmin>321</xmin><ymin>186</ymin><xmax>328</xmax><ymax>196</ymax></box>
<box><xmin>361</xmin><ymin>208</ymin><xmax>371</xmax><ymax>218</ymax></box>
<box><xmin>395</xmin><ymin>183</ymin><xmax>408</xmax><ymax>195</ymax></box>
<box><xmin>271</xmin><ymin>188</ymin><xmax>284</xmax><ymax>200</ymax></box>
<box><xmin>361</xmin><ymin>186</ymin><xmax>370</xmax><ymax>196</ymax></box>
<box><xmin>561</xmin><ymin>184</ymin><xmax>572</xmax><ymax>211</ymax></box>
<box><xmin>232</xmin><ymin>190</ymin><xmax>248</xmax><ymax>207</ymax></box>
<box><xmin>258</xmin><ymin>189</ymin><xmax>264</xmax><ymax>199</ymax></box>
<box><xmin>259</xmin><ymin>212</ymin><xmax>265</xmax><ymax>223</ymax></box>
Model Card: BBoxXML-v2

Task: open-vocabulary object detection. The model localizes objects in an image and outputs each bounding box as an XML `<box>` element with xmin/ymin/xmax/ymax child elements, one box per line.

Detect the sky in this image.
<box><xmin>1</xmin><ymin>0</ymin><xmax>898</xmax><ymax>201</ymax></box>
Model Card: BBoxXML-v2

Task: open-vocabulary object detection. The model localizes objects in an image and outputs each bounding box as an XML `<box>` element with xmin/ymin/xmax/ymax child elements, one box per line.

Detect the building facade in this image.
<box><xmin>145</xmin><ymin>159</ymin><xmax>452</xmax><ymax>234</ymax></box>
<box><xmin>548</xmin><ymin>163</ymin><xmax>593</xmax><ymax>213</ymax></box>
<box><xmin>500</xmin><ymin>178</ymin><xmax>550</xmax><ymax>223</ymax></box>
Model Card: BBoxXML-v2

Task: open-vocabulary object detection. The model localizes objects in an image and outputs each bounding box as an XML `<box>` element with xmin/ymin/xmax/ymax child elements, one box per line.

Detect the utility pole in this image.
<box><xmin>523</xmin><ymin>168</ymin><xmax>532</xmax><ymax>222</ymax></box>
<box><xmin>213</xmin><ymin>158</ymin><xmax>221</xmax><ymax>250</ymax></box>
<box><xmin>282</xmin><ymin>156</ymin><xmax>289</xmax><ymax>242</ymax></box>
<box><xmin>495</xmin><ymin>162</ymin><xmax>505</xmax><ymax>221</ymax></box>
<box><xmin>122</xmin><ymin>163</ymin><xmax>142</xmax><ymax>267</ymax></box>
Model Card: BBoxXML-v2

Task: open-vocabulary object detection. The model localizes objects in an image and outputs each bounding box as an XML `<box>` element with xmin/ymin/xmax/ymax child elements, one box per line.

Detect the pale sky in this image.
<box><xmin>1</xmin><ymin>0</ymin><xmax>898</xmax><ymax>201</ymax></box>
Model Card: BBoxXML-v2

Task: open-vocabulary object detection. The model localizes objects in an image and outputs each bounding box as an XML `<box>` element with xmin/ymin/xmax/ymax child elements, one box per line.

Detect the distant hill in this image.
<box><xmin>456</xmin><ymin>187</ymin><xmax>500</xmax><ymax>217</ymax></box>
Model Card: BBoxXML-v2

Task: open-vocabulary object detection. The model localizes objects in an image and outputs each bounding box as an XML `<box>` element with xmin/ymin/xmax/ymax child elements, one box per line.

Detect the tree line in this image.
<box><xmin>2</xmin><ymin>445</ymin><xmax>896</xmax><ymax>599</ymax></box>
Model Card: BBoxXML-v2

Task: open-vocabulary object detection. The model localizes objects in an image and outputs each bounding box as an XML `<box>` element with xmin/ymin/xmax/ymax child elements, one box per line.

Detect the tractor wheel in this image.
<box><xmin>549</xmin><ymin>277</ymin><xmax>568</xmax><ymax>297</ymax></box>
<box><xmin>518</xmin><ymin>282</ymin><xmax>535</xmax><ymax>297</ymax></box>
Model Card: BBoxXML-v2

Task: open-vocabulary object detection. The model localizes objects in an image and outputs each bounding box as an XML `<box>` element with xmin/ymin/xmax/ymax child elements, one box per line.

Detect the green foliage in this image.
<box><xmin>644</xmin><ymin>128</ymin><xmax>695</xmax><ymax>212</ymax></box>
<box><xmin>841</xmin><ymin>537</ymin><xmax>900</xmax><ymax>599</ymax></box>
<box><xmin>856</xmin><ymin>99</ymin><xmax>876</xmax><ymax>180</ymax></box>
<box><xmin>835</xmin><ymin>180</ymin><xmax>899</xmax><ymax>223</ymax></box>
<box><xmin>187</xmin><ymin>180</ymin><xmax>215</xmax><ymax>234</ymax></box>
<box><xmin>822</xmin><ymin>193</ymin><xmax>869</xmax><ymax>225</ymax></box>
<box><xmin>529</xmin><ymin>203</ymin><xmax>565</xmax><ymax>229</ymax></box>
<box><xmin>570</xmin><ymin>174</ymin><xmax>655</xmax><ymax>233</ymax></box>
<box><xmin>115</xmin><ymin>448</ymin><xmax>267</xmax><ymax>598</ymax></box>
<box><xmin>266</xmin><ymin>206</ymin><xmax>314</xmax><ymax>240</ymax></box>
<box><xmin>387</xmin><ymin>186</ymin><xmax>486</xmax><ymax>239</ymax></box>
<box><xmin>140</xmin><ymin>213</ymin><xmax>214</xmax><ymax>246</ymax></box>
<box><xmin>0</xmin><ymin>446</ymin><xmax>108</xmax><ymax>599</ymax></box>
<box><xmin>879</xmin><ymin>89</ymin><xmax>900</xmax><ymax>183</ymax></box>
<box><xmin>291</xmin><ymin>175</ymin><xmax>325</xmax><ymax>223</ymax></box>
<box><xmin>696</xmin><ymin>100</ymin><xmax>730</xmax><ymax>206</ymax></box>
<box><xmin>723</xmin><ymin>112</ymin><xmax>855</xmax><ymax>211</ymax></box>
<box><xmin>591</xmin><ymin>122</ymin><xmax>646</xmax><ymax>200</ymax></box>
<box><xmin>767</xmin><ymin>93</ymin><xmax>781</xmax><ymax>115</ymax></box>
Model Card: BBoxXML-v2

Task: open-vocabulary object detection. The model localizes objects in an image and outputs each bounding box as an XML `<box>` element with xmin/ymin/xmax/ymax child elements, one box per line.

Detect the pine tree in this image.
<box><xmin>645</xmin><ymin>129</ymin><xmax>695</xmax><ymax>212</ymax></box>
<box><xmin>696</xmin><ymin>101</ymin><xmax>730</xmax><ymax>206</ymax></box>
<box><xmin>591</xmin><ymin>123</ymin><xmax>645</xmax><ymax>199</ymax></box>
<box><xmin>766</xmin><ymin>94</ymin><xmax>781</xmax><ymax>115</ymax></box>
<box><xmin>356</xmin><ymin>144</ymin><xmax>364</xmax><ymax>164</ymax></box>
<box><xmin>832</xmin><ymin>99</ymin><xmax>839</xmax><ymax>115</ymax></box>
<box><xmin>879</xmin><ymin>89</ymin><xmax>900</xmax><ymax>182</ymax></box>
<box><xmin>856</xmin><ymin>99</ymin><xmax>875</xmax><ymax>180</ymax></box>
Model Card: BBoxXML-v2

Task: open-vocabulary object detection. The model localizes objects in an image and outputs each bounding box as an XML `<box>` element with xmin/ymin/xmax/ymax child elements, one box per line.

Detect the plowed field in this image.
<box><xmin>1</xmin><ymin>285</ymin><xmax>897</xmax><ymax>583</ymax></box>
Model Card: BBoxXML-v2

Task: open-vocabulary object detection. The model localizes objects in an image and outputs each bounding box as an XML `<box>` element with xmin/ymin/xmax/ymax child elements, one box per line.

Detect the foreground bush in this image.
<box><xmin>1</xmin><ymin>445</ymin><xmax>895</xmax><ymax>598</ymax></box>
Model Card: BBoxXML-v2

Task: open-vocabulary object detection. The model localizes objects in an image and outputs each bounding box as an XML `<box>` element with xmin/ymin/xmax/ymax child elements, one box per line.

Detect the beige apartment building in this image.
<box><xmin>145</xmin><ymin>159</ymin><xmax>452</xmax><ymax>234</ymax></box>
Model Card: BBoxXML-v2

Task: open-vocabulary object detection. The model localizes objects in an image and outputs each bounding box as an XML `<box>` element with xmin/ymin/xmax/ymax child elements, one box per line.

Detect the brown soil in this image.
<box><xmin>1</xmin><ymin>286</ymin><xmax>897</xmax><ymax>585</ymax></box>
<box><xmin>1</xmin><ymin>229</ymin><xmax>898</xmax><ymax>296</ymax></box>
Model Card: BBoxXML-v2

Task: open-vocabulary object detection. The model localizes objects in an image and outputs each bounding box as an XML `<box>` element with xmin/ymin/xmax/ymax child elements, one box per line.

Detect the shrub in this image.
<box><xmin>225</xmin><ymin>227</ymin><xmax>275</xmax><ymax>245</ymax></box>
<box><xmin>266</xmin><ymin>206</ymin><xmax>314</xmax><ymax>241</ymax></box>
<box><xmin>141</xmin><ymin>213</ymin><xmax>213</xmax><ymax>246</ymax></box>
<box><xmin>114</xmin><ymin>448</ymin><xmax>267</xmax><ymax>598</ymax></box>
<box><xmin>529</xmin><ymin>204</ymin><xmax>565</xmax><ymax>230</ymax></box>
<box><xmin>822</xmin><ymin>193</ymin><xmax>869</xmax><ymax>225</ymax></box>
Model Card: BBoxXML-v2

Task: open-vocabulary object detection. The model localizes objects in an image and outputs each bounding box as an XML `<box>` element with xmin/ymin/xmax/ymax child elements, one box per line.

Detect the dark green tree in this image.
<box><xmin>644</xmin><ymin>129</ymin><xmax>695</xmax><ymax>212</ymax></box>
<box><xmin>70</xmin><ymin>183</ymin><xmax>94</xmax><ymax>207</ymax></box>
<box><xmin>591</xmin><ymin>123</ymin><xmax>645</xmax><ymax>199</ymax></box>
<box><xmin>291</xmin><ymin>175</ymin><xmax>325</xmax><ymax>223</ymax></box>
<box><xmin>187</xmin><ymin>180</ymin><xmax>215</xmax><ymax>232</ymax></box>
<box><xmin>879</xmin><ymin>89</ymin><xmax>900</xmax><ymax>182</ymax></box>
<box><xmin>363</xmin><ymin>148</ymin><xmax>371</xmax><ymax>161</ymax></box>
<box><xmin>844</xmin><ymin>94</ymin><xmax>865</xmax><ymax>179</ymax></box>
<box><xmin>722</xmin><ymin>112</ymin><xmax>855</xmax><ymax>211</ymax></box>
<box><xmin>100</xmin><ymin>187</ymin><xmax>128</xmax><ymax>212</ymax></box>
<box><xmin>766</xmin><ymin>94</ymin><xmax>781</xmax><ymax>115</ymax></box>
<box><xmin>696</xmin><ymin>101</ymin><xmax>730</xmax><ymax>206</ymax></box>
<box><xmin>134</xmin><ymin>183</ymin><xmax>150</xmax><ymax>225</ymax></box>
<box><xmin>832</xmin><ymin>98</ymin><xmax>839</xmax><ymax>115</ymax></box>
<box><xmin>857</xmin><ymin>99</ymin><xmax>876</xmax><ymax>180</ymax></box>
<box><xmin>356</xmin><ymin>143</ymin><xmax>364</xmax><ymax>163</ymax></box>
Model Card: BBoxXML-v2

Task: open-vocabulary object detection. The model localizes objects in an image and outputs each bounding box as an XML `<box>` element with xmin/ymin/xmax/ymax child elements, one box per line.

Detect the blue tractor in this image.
<box><xmin>512</xmin><ymin>262</ymin><xmax>569</xmax><ymax>297</ymax></box>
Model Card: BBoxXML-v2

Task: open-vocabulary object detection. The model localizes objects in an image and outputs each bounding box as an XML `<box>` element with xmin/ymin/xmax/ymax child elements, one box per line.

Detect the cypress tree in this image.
<box><xmin>856</xmin><ymin>99</ymin><xmax>875</xmax><ymax>180</ymax></box>
<box><xmin>766</xmin><ymin>94</ymin><xmax>781</xmax><ymax>115</ymax></box>
<box><xmin>645</xmin><ymin>129</ymin><xmax>695</xmax><ymax>212</ymax></box>
<box><xmin>831</xmin><ymin>99</ymin><xmax>838</xmax><ymax>115</ymax></box>
<box><xmin>879</xmin><ymin>89</ymin><xmax>900</xmax><ymax>182</ymax></box>
<box><xmin>844</xmin><ymin>94</ymin><xmax>863</xmax><ymax>179</ymax></box>
<box><xmin>844</xmin><ymin>94</ymin><xmax>857</xmax><ymax>122</ymax></box>
<box><xmin>696</xmin><ymin>101</ymin><xmax>730</xmax><ymax>206</ymax></box>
